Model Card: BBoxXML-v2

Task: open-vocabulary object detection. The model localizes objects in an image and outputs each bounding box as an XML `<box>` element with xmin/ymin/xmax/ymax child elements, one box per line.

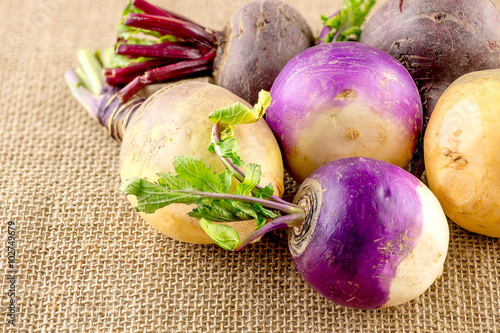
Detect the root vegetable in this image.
<box><xmin>265</xmin><ymin>41</ymin><xmax>422</xmax><ymax>183</ymax></box>
<box><xmin>107</xmin><ymin>0</ymin><xmax>313</xmax><ymax>105</ymax></box>
<box><xmin>288</xmin><ymin>157</ymin><xmax>449</xmax><ymax>309</ymax></box>
<box><xmin>424</xmin><ymin>69</ymin><xmax>500</xmax><ymax>237</ymax></box>
<box><xmin>65</xmin><ymin>52</ymin><xmax>284</xmax><ymax>244</ymax></box>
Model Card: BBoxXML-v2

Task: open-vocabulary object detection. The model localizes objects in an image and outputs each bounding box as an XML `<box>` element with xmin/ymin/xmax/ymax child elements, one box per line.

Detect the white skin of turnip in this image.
<box><xmin>119</xmin><ymin>82</ymin><xmax>284</xmax><ymax>243</ymax></box>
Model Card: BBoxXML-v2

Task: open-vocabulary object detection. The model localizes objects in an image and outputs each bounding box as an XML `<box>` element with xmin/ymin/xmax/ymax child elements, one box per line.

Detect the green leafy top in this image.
<box><xmin>320</xmin><ymin>0</ymin><xmax>375</xmax><ymax>43</ymax></box>
<box><xmin>105</xmin><ymin>1</ymin><xmax>176</xmax><ymax>69</ymax></box>
<box><xmin>116</xmin><ymin>2</ymin><xmax>159</xmax><ymax>40</ymax></box>
<box><xmin>97</xmin><ymin>47</ymin><xmax>151</xmax><ymax>70</ymax></box>
<box><xmin>120</xmin><ymin>90</ymin><xmax>305</xmax><ymax>251</ymax></box>
<box><xmin>120</xmin><ymin>155</ymin><xmax>280</xmax><ymax>220</ymax></box>
<box><xmin>208</xmin><ymin>90</ymin><xmax>271</xmax><ymax>125</ymax></box>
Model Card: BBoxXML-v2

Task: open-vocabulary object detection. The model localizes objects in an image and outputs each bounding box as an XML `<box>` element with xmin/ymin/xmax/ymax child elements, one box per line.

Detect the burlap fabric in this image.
<box><xmin>2</xmin><ymin>0</ymin><xmax>500</xmax><ymax>332</ymax></box>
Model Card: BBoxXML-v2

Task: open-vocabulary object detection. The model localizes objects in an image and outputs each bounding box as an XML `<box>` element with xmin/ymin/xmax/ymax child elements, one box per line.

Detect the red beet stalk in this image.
<box><xmin>117</xmin><ymin>48</ymin><xmax>216</xmax><ymax>102</ymax></box>
<box><xmin>115</xmin><ymin>42</ymin><xmax>203</xmax><ymax>60</ymax></box>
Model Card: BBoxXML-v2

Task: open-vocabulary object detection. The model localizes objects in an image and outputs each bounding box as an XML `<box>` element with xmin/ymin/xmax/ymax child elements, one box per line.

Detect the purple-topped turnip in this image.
<box><xmin>103</xmin><ymin>0</ymin><xmax>313</xmax><ymax>104</ymax></box>
<box><xmin>121</xmin><ymin>100</ymin><xmax>449</xmax><ymax>309</ymax></box>
<box><xmin>265</xmin><ymin>41</ymin><xmax>423</xmax><ymax>183</ymax></box>
<box><xmin>289</xmin><ymin>157</ymin><xmax>448</xmax><ymax>308</ymax></box>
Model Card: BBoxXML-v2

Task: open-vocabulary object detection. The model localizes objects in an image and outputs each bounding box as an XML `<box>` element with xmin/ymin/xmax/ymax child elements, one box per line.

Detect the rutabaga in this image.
<box><xmin>65</xmin><ymin>52</ymin><xmax>284</xmax><ymax>244</ymax></box>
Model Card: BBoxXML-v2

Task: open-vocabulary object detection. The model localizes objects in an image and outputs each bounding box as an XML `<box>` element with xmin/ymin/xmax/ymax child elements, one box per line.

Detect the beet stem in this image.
<box><xmin>124</xmin><ymin>13</ymin><xmax>215</xmax><ymax>45</ymax></box>
<box><xmin>211</xmin><ymin>122</ymin><xmax>290</xmax><ymax>205</ymax></box>
<box><xmin>232</xmin><ymin>213</ymin><xmax>305</xmax><ymax>251</ymax></box>
<box><xmin>117</xmin><ymin>48</ymin><xmax>216</xmax><ymax>102</ymax></box>
<box><xmin>115</xmin><ymin>43</ymin><xmax>203</xmax><ymax>60</ymax></box>
<box><xmin>104</xmin><ymin>59</ymin><xmax>172</xmax><ymax>86</ymax></box>
<box><xmin>132</xmin><ymin>0</ymin><xmax>201</xmax><ymax>27</ymax></box>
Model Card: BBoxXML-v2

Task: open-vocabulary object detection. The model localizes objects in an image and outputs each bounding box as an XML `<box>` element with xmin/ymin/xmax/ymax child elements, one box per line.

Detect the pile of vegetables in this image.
<box><xmin>265</xmin><ymin>41</ymin><xmax>423</xmax><ymax>183</ymax></box>
<box><xmin>101</xmin><ymin>0</ymin><xmax>313</xmax><ymax>104</ymax></box>
<box><xmin>359</xmin><ymin>0</ymin><xmax>500</xmax><ymax>175</ymax></box>
<box><xmin>65</xmin><ymin>0</ymin><xmax>500</xmax><ymax>310</ymax></box>
<box><xmin>120</xmin><ymin>99</ymin><xmax>449</xmax><ymax>309</ymax></box>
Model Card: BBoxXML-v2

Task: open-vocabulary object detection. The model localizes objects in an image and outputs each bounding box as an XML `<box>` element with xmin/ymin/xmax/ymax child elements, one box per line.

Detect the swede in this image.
<box><xmin>65</xmin><ymin>52</ymin><xmax>284</xmax><ymax>244</ymax></box>
<box><xmin>424</xmin><ymin>69</ymin><xmax>500</xmax><ymax>237</ymax></box>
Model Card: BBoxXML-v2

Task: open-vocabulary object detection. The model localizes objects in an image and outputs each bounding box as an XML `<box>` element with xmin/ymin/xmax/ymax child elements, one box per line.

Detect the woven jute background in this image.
<box><xmin>1</xmin><ymin>0</ymin><xmax>500</xmax><ymax>332</ymax></box>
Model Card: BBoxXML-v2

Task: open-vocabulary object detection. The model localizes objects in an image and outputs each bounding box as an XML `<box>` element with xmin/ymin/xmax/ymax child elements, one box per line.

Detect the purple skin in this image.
<box><xmin>265</xmin><ymin>42</ymin><xmax>423</xmax><ymax>183</ymax></box>
<box><xmin>212</xmin><ymin>0</ymin><xmax>313</xmax><ymax>105</ymax></box>
<box><xmin>289</xmin><ymin>157</ymin><xmax>423</xmax><ymax>309</ymax></box>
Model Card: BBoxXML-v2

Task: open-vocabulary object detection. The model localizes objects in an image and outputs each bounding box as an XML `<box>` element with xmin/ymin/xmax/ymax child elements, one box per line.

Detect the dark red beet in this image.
<box><xmin>360</xmin><ymin>0</ymin><xmax>500</xmax><ymax>120</ymax></box>
<box><xmin>212</xmin><ymin>0</ymin><xmax>313</xmax><ymax>105</ymax></box>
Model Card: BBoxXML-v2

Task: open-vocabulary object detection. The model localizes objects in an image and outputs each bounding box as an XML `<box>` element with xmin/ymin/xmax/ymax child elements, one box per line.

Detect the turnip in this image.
<box><xmin>264</xmin><ymin>41</ymin><xmax>423</xmax><ymax>183</ymax></box>
<box><xmin>65</xmin><ymin>51</ymin><xmax>284</xmax><ymax>244</ymax></box>
<box><xmin>424</xmin><ymin>69</ymin><xmax>500</xmax><ymax>237</ymax></box>
<box><xmin>121</xmin><ymin>100</ymin><xmax>449</xmax><ymax>309</ymax></box>
<box><xmin>104</xmin><ymin>0</ymin><xmax>313</xmax><ymax>105</ymax></box>
<box><xmin>359</xmin><ymin>0</ymin><xmax>500</xmax><ymax>175</ymax></box>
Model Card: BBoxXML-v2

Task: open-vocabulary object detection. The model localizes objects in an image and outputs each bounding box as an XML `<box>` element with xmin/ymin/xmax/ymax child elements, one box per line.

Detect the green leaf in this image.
<box><xmin>321</xmin><ymin>0</ymin><xmax>376</xmax><ymax>43</ymax></box>
<box><xmin>199</xmin><ymin>218</ymin><xmax>239</xmax><ymax>250</ymax></box>
<box><xmin>189</xmin><ymin>199</ymin><xmax>252</xmax><ymax>222</ymax></box>
<box><xmin>235</xmin><ymin>164</ymin><xmax>262</xmax><ymax>196</ymax></box>
<box><xmin>229</xmin><ymin>201</ymin><xmax>266</xmax><ymax>227</ymax></box>
<box><xmin>218</xmin><ymin>170</ymin><xmax>233</xmax><ymax>191</ymax></box>
<box><xmin>219</xmin><ymin>124</ymin><xmax>235</xmax><ymax>141</ymax></box>
<box><xmin>119</xmin><ymin>177</ymin><xmax>200</xmax><ymax>214</ymax></box>
<box><xmin>157</xmin><ymin>172</ymin><xmax>193</xmax><ymax>190</ymax></box>
<box><xmin>173</xmin><ymin>156</ymin><xmax>231</xmax><ymax>193</ymax></box>
<box><xmin>76</xmin><ymin>49</ymin><xmax>103</xmax><ymax>95</ymax></box>
<box><xmin>209</xmin><ymin>137</ymin><xmax>244</xmax><ymax>168</ymax></box>
<box><xmin>115</xmin><ymin>1</ymin><xmax>176</xmax><ymax>43</ymax></box>
<box><xmin>209</xmin><ymin>90</ymin><xmax>271</xmax><ymax>125</ymax></box>
<box><xmin>252</xmin><ymin>204</ymin><xmax>280</xmax><ymax>227</ymax></box>
<box><xmin>122</xmin><ymin>1</ymin><xmax>143</xmax><ymax>16</ymax></box>
<box><xmin>255</xmin><ymin>183</ymin><xmax>275</xmax><ymax>199</ymax></box>
<box><xmin>97</xmin><ymin>47</ymin><xmax>151</xmax><ymax>69</ymax></box>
